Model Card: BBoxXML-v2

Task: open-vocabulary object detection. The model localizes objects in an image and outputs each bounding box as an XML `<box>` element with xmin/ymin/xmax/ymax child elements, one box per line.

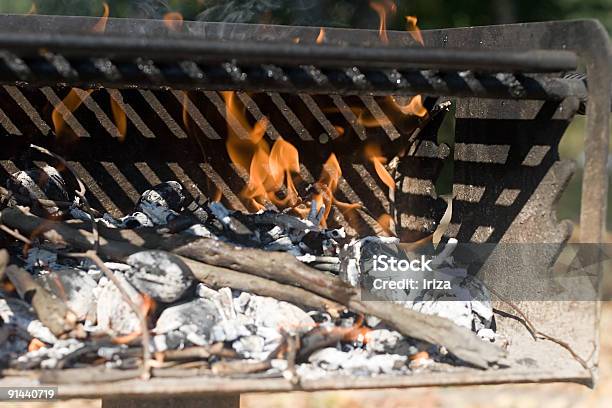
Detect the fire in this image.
<box><xmin>109</xmin><ymin>95</ymin><xmax>127</xmax><ymax>141</ymax></box>
<box><xmin>52</xmin><ymin>89</ymin><xmax>91</xmax><ymax>137</ymax></box>
<box><xmin>316</xmin><ymin>28</ymin><xmax>326</xmax><ymax>44</ymax></box>
<box><xmin>377</xmin><ymin>214</ymin><xmax>395</xmax><ymax>236</ymax></box>
<box><xmin>310</xmin><ymin>153</ymin><xmax>361</xmax><ymax>227</ymax></box>
<box><xmin>92</xmin><ymin>2</ymin><xmax>110</xmax><ymax>33</ymax></box>
<box><xmin>163</xmin><ymin>12</ymin><xmax>184</xmax><ymax>32</ymax></box>
<box><xmin>364</xmin><ymin>143</ymin><xmax>395</xmax><ymax>191</ymax></box>
<box><xmin>388</xmin><ymin>95</ymin><xmax>427</xmax><ymax>118</ymax></box>
<box><xmin>223</xmin><ymin>91</ymin><xmax>300</xmax><ymax>211</ymax></box>
<box><xmin>28</xmin><ymin>338</ymin><xmax>45</xmax><ymax>352</ymax></box>
<box><xmin>406</xmin><ymin>15</ymin><xmax>424</xmax><ymax>45</ymax></box>
<box><xmin>369</xmin><ymin>1</ymin><xmax>396</xmax><ymax>44</ymax></box>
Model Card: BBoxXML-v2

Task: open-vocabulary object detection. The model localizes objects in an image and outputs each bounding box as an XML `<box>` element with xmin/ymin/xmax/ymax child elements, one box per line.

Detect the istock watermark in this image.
<box><xmin>357</xmin><ymin>243</ymin><xmax>611</xmax><ymax>302</ymax></box>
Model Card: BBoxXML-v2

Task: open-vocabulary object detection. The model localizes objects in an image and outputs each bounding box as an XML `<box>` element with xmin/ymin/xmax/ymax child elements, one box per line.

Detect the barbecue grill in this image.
<box><xmin>0</xmin><ymin>14</ymin><xmax>609</xmax><ymax>407</ymax></box>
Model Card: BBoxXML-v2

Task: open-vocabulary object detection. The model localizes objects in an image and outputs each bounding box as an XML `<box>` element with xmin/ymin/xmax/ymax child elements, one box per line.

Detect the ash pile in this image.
<box><xmin>0</xmin><ymin>160</ymin><xmax>506</xmax><ymax>384</ymax></box>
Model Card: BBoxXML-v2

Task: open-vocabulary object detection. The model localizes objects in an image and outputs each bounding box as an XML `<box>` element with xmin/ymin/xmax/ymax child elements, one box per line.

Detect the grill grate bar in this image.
<box><xmin>40</xmin><ymin>87</ymin><xmax>89</xmax><ymax>138</ymax></box>
<box><xmin>139</xmin><ymin>90</ymin><xmax>188</xmax><ymax>139</ymax></box>
<box><xmin>107</xmin><ymin>89</ymin><xmax>155</xmax><ymax>139</ymax></box>
<box><xmin>172</xmin><ymin>90</ymin><xmax>221</xmax><ymax>140</ymax></box>
<box><xmin>72</xmin><ymin>88</ymin><xmax>123</xmax><ymax>138</ymax></box>
<box><xmin>0</xmin><ymin>106</ymin><xmax>21</xmax><ymax>135</ymax></box>
<box><xmin>3</xmin><ymin>85</ymin><xmax>51</xmax><ymax>134</ymax></box>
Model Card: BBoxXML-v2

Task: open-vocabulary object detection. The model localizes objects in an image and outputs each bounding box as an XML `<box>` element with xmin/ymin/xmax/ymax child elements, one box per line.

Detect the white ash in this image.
<box><xmin>183</xmin><ymin>223</ymin><xmax>215</xmax><ymax>238</ymax></box>
<box><xmin>94</xmin><ymin>273</ymin><xmax>144</xmax><ymax>336</ymax></box>
<box><xmin>307</xmin><ymin>347</ymin><xmax>407</xmax><ymax>375</ymax></box>
<box><xmin>125</xmin><ymin>251</ymin><xmax>194</xmax><ymax>303</ymax></box>
<box><xmin>153</xmin><ymin>298</ymin><xmax>220</xmax><ymax>344</ymax></box>
<box><xmin>0</xmin><ymin>297</ymin><xmax>57</xmax><ymax>344</ymax></box>
<box><xmin>35</xmin><ymin>267</ymin><xmax>98</xmax><ymax>321</ymax></box>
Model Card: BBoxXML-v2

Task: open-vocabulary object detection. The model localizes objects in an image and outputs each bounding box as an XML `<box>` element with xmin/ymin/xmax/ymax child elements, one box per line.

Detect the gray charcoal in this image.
<box><xmin>195</xmin><ymin>283</ymin><xmax>219</xmax><ymax>299</ymax></box>
<box><xmin>125</xmin><ymin>251</ymin><xmax>194</xmax><ymax>303</ymax></box>
<box><xmin>95</xmin><ymin>274</ymin><xmax>143</xmax><ymax>336</ymax></box>
<box><xmin>7</xmin><ymin>166</ymin><xmax>69</xmax><ymax>215</ymax></box>
<box><xmin>135</xmin><ymin>182</ymin><xmax>184</xmax><ymax>226</ymax></box>
<box><xmin>365</xmin><ymin>329</ymin><xmax>415</xmax><ymax>356</ymax></box>
<box><xmin>25</xmin><ymin>248</ymin><xmax>59</xmax><ymax>272</ymax></box>
<box><xmin>138</xmin><ymin>181</ymin><xmax>185</xmax><ymax>212</ymax></box>
<box><xmin>0</xmin><ymin>297</ymin><xmax>57</xmax><ymax>344</ymax></box>
<box><xmin>232</xmin><ymin>335</ymin><xmax>265</xmax><ymax>358</ymax></box>
<box><xmin>154</xmin><ymin>298</ymin><xmax>220</xmax><ymax>344</ymax></box>
<box><xmin>152</xmin><ymin>331</ymin><xmax>187</xmax><ymax>352</ymax></box>
<box><xmin>12</xmin><ymin>339</ymin><xmax>84</xmax><ymax>370</ymax></box>
<box><xmin>36</xmin><ymin>267</ymin><xmax>98</xmax><ymax>320</ymax></box>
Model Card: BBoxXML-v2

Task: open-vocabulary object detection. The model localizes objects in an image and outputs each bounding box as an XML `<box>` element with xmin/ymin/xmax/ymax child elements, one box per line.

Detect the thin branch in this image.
<box><xmin>0</xmin><ymin>224</ymin><xmax>32</xmax><ymax>246</ymax></box>
<box><xmin>489</xmin><ymin>287</ymin><xmax>592</xmax><ymax>371</ymax></box>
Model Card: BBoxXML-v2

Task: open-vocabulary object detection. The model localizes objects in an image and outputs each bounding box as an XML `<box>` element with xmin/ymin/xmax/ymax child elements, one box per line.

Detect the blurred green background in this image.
<box><xmin>0</xmin><ymin>0</ymin><xmax>611</xmax><ymax>32</ymax></box>
<box><xmin>0</xmin><ymin>0</ymin><xmax>610</xmax><ymax>232</ymax></box>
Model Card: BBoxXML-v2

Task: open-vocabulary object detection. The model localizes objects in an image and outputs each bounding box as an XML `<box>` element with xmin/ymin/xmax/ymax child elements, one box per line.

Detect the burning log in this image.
<box><xmin>1</xmin><ymin>207</ymin><xmax>504</xmax><ymax>368</ymax></box>
<box><xmin>4</xmin><ymin>265</ymin><xmax>78</xmax><ymax>337</ymax></box>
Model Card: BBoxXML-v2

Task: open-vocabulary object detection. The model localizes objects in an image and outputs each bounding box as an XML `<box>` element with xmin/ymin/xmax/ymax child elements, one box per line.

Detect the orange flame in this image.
<box><xmin>388</xmin><ymin>95</ymin><xmax>427</xmax><ymax>118</ymax></box>
<box><xmin>316</xmin><ymin>28</ymin><xmax>326</xmax><ymax>44</ymax></box>
<box><xmin>406</xmin><ymin>15</ymin><xmax>424</xmax><ymax>46</ymax></box>
<box><xmin>223</xmin><ymin>91</ymin><xmax>301</xmax><ymax>211</ymax></box>
<box><xmin>92</xmin><ymin>2</ymin><xmax>110</xmax><ymax>33</ymax></box>
<box><xmin>311</xmin><ymin>153</ymin><xmax>361</xmax><ymax>227</ymax></box>
<box><xmin>370</xmin><ymin>1</ymin><xmax>396</xmax><ymax>44</ymax></box>
<box><xmin>377</xmin><ymin>213</ymin><xmax>395</xmax><ymax>236</ymax></box>
<box><xmin>109</xmin><ymin>95</ymin><xmax>127</xmax><ymax>141</ymax></box>
<box><xmin>163</xmin><ymin>11</ymin><xmax>184</xmax><ymax>32</ymax></box>
<box><xmin>52</xmin><ymin>89</ymin><xmax>91</xmax><ymax>137</ymax></box>
<box><xmin>364</xmin><ymin>143</ymin><xmax>395</xmax><ymax>191</ymax></box>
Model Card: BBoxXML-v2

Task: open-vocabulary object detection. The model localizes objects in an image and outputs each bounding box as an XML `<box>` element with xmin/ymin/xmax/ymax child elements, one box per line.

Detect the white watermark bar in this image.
<box><xmin>0</xmin><ymin>387</ymin><xmax>58</xmax><ymax>401</ymax></box>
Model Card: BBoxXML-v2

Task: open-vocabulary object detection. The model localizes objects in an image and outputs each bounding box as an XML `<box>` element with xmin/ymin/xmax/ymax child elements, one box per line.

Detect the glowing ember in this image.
<box><xmin>92</xmin><ymin>2</ymin><xmax>110</xmax><ymax>33</ymax></box>
<box><xmin>406</xmin><ymin>15</ymin><xmax>424</xmax><ymax>46</ymax></box>
<box><xmin>28</xmin><ymin>338</ymin><xmax>45</xmax><ymax>352</ymax></box>
<box><xmin>316</xmin><ymin>28</ymin><xmax>326</xmax><ymax>44</ymax></box>
<box><xmin>163</xmin><ymin>11</ymin><xmax>184</xmax><ymax>32</ymax></box>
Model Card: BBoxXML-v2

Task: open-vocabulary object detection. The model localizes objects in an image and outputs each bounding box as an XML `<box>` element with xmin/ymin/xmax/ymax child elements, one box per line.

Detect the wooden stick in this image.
<box><xmin>5</xmin><ymin>265</ymin><xmax>78</xmax><ymax>337</ymax></box>
<box><xmin>0</xmin><ymin>207</ymin><xmax>504</xmax><ymax>368</ymax></box>
<box><xmin>0</xmin><ymin>249</ymin><xmax>8</xmax><ymax>281</ymax></box>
